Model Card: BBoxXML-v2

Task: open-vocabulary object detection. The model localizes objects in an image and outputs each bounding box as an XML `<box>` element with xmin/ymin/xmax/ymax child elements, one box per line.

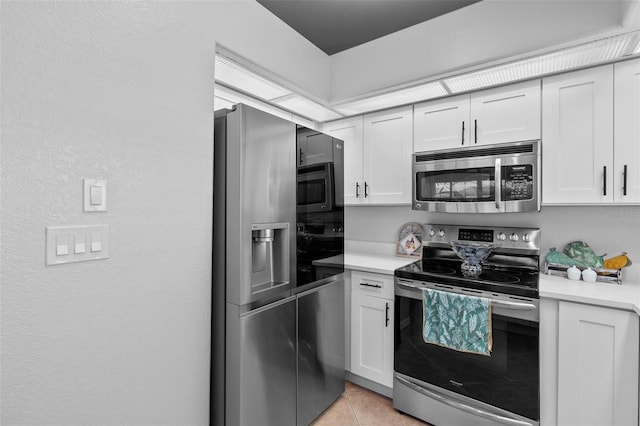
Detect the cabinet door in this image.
<box><xmin>614</xmin><ymin>58</ymin><xmax>640</xmax><ymax>203</ymax></box>
<box><xmin>542</xmin><ymin>66</ymin><xmax>614</xmax><ymax>204</ymax></box>
<box><xmin>297</xmin><ymin>128</ymin><xmax>334</xmax><ymax>166</ymax></box>
<box><xmin>323</xmin><ymin>116</ymin><xmax>364</xmax><ymax>205</ymax></box>
<box><xmin>362</xmin><ymin>105</ymin><xmax>413</xmax><ymax>204</ymax></box>
<box><xmin>350</xmin><ymin>292</ymin><xmax>394</xmax><ymax>387</ymax></box>
<box><xmin>413</xmin><ymin>94</ymin><xmax>470</xmax><ymax>151</ymax></box>
<box><xmin>557</xmin><ymin>301</ymin><xmax>639</xmax><ymax>426</ymax></box>
<box><xmin>470</xmin><ymin>79</ymin><xmax>541</xmax><ymax>145</ymax></box>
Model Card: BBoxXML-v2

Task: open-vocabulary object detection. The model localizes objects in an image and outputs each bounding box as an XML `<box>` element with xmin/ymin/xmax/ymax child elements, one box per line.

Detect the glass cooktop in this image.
<box><xmin>395</xmin><ymin>258</ymin><xmax>539</xmax><ymax>299</ymax></box>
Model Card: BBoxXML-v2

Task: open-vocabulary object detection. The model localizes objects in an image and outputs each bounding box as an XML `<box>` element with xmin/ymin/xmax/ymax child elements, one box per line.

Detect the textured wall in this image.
<box><xmin>345</xmin><ymin>205</ymin><xmax>640</xmax><ymax>282</ymax></box>
<box><xmin>0</xmin><ymin>1</ymin><xmax>328</xmax><ymax>424</ymax></box>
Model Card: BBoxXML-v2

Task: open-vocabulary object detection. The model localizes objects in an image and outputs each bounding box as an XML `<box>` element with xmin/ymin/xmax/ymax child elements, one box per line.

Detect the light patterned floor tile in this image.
<box><xmin>311</xmin><ymin>394</ymin><xmax>359</xmax><ymax>426</ymax></box>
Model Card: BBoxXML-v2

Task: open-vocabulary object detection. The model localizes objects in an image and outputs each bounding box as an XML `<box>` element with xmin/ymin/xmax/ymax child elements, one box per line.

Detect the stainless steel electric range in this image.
<box><xmin>393</xmin><ymin>224</ymin><xmax>541</xmax><ymax>426</ymax></box>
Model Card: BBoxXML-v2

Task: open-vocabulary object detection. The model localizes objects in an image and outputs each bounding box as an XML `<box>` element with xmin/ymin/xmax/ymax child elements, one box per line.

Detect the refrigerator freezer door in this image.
<box><xmin>225</xmin><ymin>296</ymin><xmax>297</xmax><ymax>426</ymax></box>
<box><xmin>297</xmin><ymin>279</ymin><xmax>346</xmax><ymax>425</ymax></box>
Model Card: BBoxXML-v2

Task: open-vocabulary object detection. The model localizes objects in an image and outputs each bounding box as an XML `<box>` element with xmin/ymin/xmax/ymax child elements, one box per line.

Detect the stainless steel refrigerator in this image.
<box><xmin>212</xmin><ymin>104</ymin><xmax>345</xmax><ymax>426</ymax></box>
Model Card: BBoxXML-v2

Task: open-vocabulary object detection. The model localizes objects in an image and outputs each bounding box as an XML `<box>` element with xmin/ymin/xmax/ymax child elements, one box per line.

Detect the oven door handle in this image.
<box><xmin>397</xmin><ymin>282</ymin><xmax>537</xmax><ymax>311</ymax></box>
<box><xmin>395</xmin><ymin>375</ymin><xmax>536</xmax><ymax>426</ymax></box>
<box><xmin>490</xmin><ymin>299</ymin><xmax>537</xmax><ymax>311</ymax></box>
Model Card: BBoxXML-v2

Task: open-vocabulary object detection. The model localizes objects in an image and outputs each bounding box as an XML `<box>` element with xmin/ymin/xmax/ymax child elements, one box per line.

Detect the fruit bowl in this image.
<box><xmin>448</xmin><ymin>242</ymin><xmax>494</xmax><ymax>276</ymax></box>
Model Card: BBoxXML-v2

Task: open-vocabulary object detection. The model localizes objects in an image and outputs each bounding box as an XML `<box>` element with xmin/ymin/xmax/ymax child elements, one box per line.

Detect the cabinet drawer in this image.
<box><xmin>351</xmin><ymin>270</ymin><xmax>394</xmax><ymax>300</ymax></box>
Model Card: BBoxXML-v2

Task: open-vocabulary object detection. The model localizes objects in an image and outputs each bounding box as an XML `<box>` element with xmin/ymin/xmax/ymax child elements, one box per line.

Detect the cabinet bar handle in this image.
<box><xmin>461</xmin><ymin>121</ymin><xmax>465</xmax><ymax>145</ymax></box>
<box><xmin>603</xmin><ymin>166</ymin><xmax>607</xmax><ymax>196</ymax></box>
<box><xmin>360</xmin><ymin>282</ymin><xmax>382</xmax><ymax>289</ymax></box>
<box><xmin>474</xmin><ymin>119</ymin><xmax>478</xmax><ymax>144</ymax></box>
<box><xmin>623</xmin><ymin>165</ymin><xmax>628</xmax><ymax>196</ymax></box>
<box><xmin>364</xmin><ymin>182</ymin><xmax>369</xmax><ymax>198</ymax></box>
<box><xmin>385</xmin><ymin>302</ymin><xmax>390</xmax><ymax>327</ymax></box>
<box><xmin>495</xmin><ymin>158</ymin><xmax>502</xmax><ymax>209</ymax></box>
<box><xmin>356</xmin><ymin>182</ymin><xmax>360</xmax><ymax>198</ymax></box>
<box><xmin>299</xmin><ymin>148</ymin><xmax>303</xmax><ymax>165</ymax></box>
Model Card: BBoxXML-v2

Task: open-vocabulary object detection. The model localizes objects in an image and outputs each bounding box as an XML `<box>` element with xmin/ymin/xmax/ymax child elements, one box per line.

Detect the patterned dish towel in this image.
<box><xmin>422</xmin><ymin>288</ymin><xmax>493</xmax><ymax>356</ymax></box>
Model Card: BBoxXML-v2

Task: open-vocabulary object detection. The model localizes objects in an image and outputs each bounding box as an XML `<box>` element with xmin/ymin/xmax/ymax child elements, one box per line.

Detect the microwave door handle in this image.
<box><xmin>495</xmin><ymin>158</ymin><xmax>502</xmax><ymax>210</ymax></box>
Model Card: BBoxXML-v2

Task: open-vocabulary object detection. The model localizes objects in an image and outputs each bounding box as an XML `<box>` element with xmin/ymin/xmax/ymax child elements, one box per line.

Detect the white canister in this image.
<box><xmin>567</xmin><ymin>265</ymin><xmax>582</xmax><ymax>281</ymax></box>
<box><xmin>582</xmin><ymin>267</ymin><xmax>598</xmax><ymax>283</ymax></box>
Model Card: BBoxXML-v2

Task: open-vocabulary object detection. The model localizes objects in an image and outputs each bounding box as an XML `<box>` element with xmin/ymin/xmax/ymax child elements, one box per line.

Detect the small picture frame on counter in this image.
<box><xmin>396</xmin><ymin>222</ymin><xmax>423</xmax><ymax>259</ymax></box>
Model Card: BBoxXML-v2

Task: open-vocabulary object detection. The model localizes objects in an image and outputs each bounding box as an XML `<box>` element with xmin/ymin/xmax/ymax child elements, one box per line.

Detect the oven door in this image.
<box><xmin>297</xmin><ymin>163</ymin><xmax>334</xmax><ymax>213</ymax></box>
<box><xmin>394</xmin><ymin>280</ymin><xmax>539</xmax><ymax>424</ymax></box>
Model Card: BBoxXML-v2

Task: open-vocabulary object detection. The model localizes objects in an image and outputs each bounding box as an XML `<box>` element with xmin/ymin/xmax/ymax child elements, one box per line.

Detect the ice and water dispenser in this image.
<box><xmin>250</xmin><ymin>223</ymin><xmax>289</xmax><ymax>296</ymax></box>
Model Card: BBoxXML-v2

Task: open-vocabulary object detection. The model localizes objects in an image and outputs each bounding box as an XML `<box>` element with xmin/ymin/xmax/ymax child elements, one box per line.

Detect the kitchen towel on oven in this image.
<box><xmin>422</xmin><ymin>288</ymin><xmax>493</xmax><ymax>356</ymax></box>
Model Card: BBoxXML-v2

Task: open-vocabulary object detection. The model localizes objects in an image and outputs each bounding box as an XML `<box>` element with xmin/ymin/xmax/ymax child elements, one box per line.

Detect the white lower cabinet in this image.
<box><xmin>542</xmin><ymin>298</ymin><xmax>639</xmax><ymax>426</ymax></box>
<box><xmin>350</xmin><ymin>271</ymin><xmax>394</xmax><ymax>388</ymax></box>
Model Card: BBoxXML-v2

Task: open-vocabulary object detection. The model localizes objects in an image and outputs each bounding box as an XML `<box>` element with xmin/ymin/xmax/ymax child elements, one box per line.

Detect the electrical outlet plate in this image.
<box><xmin>46</xmin><ymin>225</ymin><xmax>109</xmax><ymax>266</ymax></box>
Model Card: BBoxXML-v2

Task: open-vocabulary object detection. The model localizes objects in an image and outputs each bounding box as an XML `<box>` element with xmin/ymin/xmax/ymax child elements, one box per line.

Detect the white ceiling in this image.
<box><xmin>329</xmin><ymin>0</ymin><xmax>640</xmax><ymax>101</ymax></box>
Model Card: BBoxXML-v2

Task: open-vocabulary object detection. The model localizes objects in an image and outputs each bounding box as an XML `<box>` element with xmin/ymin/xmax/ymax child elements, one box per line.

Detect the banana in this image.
<box><xmin>604</xmin><ymin>252</ymin><xmax>631</xmax><ymax>269</ymax></box>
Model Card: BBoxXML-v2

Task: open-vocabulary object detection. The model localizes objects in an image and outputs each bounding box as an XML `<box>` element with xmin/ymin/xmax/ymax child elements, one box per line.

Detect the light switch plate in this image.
<box><xmin>46</xmin><ymin>225</ymin><xmax>110</xmax><ymax>266</ymax></box>
<box><xmin>83</xmin><ymin>179</ymin><xmax>107</xmax><ymax>212</ymax></box>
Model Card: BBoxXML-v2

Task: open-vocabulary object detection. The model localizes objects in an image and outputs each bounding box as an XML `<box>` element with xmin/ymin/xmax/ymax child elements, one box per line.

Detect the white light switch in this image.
<box><xmin>83</xmin><ymin>179</ymin><xmax>107</xmax><ymax>212</ymax></box>
<box><xmin>90</xmin><ymin>186</ymin><xmax>103</xmax><ymax>205</ymax></box>
<box><xmin>74</xmin><ymin>234</ymin><xmax>86</xmax><ymax>254</ymax></box>
<box><xmin>56</xmin><ymin>235</ymin><xmax>69</xmax><ymax>256</ymax></box>
<box><xmin>91</xmin><ymin>233</ymin><xmax>102</xmax><ymax>252</ymax></box>
<box><xmin>46</xmin><ymin>225</ymin><xmax>109</xmax><ymax>265</ymax></box>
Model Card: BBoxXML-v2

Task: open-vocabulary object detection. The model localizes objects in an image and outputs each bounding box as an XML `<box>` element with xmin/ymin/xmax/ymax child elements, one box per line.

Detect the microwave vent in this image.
<box><xmin>415</xmin><ymin>142</ymin><xmax>536</xmax><ymax>163</ymax></box>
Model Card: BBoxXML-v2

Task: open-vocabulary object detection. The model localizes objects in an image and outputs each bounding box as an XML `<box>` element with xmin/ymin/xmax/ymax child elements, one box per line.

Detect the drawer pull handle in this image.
<box><xmin>360</xmin><ymin>282</ymin><xmax>382</xmax><ymax>289</ymax></box>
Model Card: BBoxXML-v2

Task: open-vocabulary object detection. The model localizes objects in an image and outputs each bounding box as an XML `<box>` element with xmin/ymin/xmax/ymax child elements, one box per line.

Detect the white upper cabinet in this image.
<box><xmin>362</xmin><ymin>106</ymin><xmax>413</xmax><ymax>205</ymax></box>
<box><xmin>323</xmin><ymin>116</ymin><xmax>364</xmax><ymax>205</ymax></box>
<box><xmin>296</xmin><ymin>127</ymin><xmax>334</xmax><ymax>166</ymax></box>
<box><xmin>470</xmin><ymin>80</ymin><xmax>541</xmax><ymax>145</ymax></box>
<box><xmin>413</xmin><ymin>80</ymin><xmax>541</xmax><ymax>152</ymax></box>
<box><xmin>413</xmin><ymin>94</ymin><xmax>470</xmax><ymax>151</ymax></box>
<box><xmin>324</xmin><ymin>105</ymin><xmax>413</xmax><ymax>205</ymax></box>
<box><xmin>542</xmin><ymin>65</ymin><xmax>617</xmax><ymax>204</ymax></box>
<box><xmin>614</xmin><ymin>58</ymin><xmax>640</xmax><ymax>203</ymax></box>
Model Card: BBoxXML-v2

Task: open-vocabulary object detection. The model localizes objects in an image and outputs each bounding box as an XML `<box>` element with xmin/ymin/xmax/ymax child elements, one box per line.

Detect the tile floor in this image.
<box><xmin>312</xmin><ymin>381</ymin><xmax>433</xmax><ymax>426</ymax></box>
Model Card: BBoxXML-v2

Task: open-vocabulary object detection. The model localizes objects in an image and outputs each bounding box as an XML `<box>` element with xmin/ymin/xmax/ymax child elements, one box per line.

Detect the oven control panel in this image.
<box><xmin>423</xmin><ymin>224</ymin><xmax>540</xmax><ymax>252</ymax></box>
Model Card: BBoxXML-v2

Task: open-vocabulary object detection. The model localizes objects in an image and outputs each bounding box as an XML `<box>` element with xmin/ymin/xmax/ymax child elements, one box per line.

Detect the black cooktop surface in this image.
<box><xmin>395</xmin><ymin>258</ymin><xmax>539</xmax><ymax>299</ymax></box>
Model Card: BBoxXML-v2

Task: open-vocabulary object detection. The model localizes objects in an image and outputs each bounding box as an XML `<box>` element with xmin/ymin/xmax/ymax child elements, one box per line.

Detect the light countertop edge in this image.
<box><xmin>540</xmin><ymin>273</ymin><xmax>640</xmax><ymax>315</ymax></box>
<box><xmin>343</xmin><ymin>252</ymin><xmax>418</xmax><ymax>276</ymax></box>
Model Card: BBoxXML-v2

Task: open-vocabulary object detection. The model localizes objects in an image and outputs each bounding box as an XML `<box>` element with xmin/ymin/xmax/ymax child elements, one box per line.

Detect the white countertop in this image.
<box><xmin>540</xmin><ymin>273</ymin><xmax>640</xmax><ymax>315</ymax></box>
<box><xmin>343</xmin><ymin>252</ymin><xmax>417</xmax><ymax>275</ymax></box>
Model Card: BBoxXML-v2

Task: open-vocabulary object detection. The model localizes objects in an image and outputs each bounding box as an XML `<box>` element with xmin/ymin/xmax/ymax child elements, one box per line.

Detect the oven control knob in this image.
<box><xmin>429</xmin><ymin>228</ymin><xmax>436</xmax><ymax>237</ymax></box>
<box><xmin>509</xmin><ymin>233</ymin><xmax>519</xmax><ymax>241</ymax></box>
<box><xmin>522</xmin><ymin>233</ymin><xmax>531</xmax><ymax>242</ymax></box>
<box><xmin>497</xmin><ymin>232</ymin><xmax>506</xmax><ymax>241</ymax></box>
<box><xmin>438</xmin><ymin>229</ymin><xmax>446</xmax><ymax>238</ymax></box>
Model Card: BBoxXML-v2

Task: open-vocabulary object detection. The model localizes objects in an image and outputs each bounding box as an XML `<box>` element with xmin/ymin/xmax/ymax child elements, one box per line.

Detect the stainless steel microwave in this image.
<box><xmin>412</xmin><ymin>140</ymin><xmax>541</xmax><ymax>213</ymax></box>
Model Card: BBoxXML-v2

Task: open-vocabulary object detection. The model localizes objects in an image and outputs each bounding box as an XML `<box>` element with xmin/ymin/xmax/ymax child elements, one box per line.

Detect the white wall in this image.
<box><xmin>330</xmin><ymin>0</ymin><xmax>628</xmax><ymax>102</ymax></box>
<box><xmin>0</xmin><ymin>1</ymin><xmax>328</xmax><ymax>425</ymax></box>
<box><xmin>345</xmin><ymin>205</ymin><xmax>640</xmax><ymax>282</ymax></box>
